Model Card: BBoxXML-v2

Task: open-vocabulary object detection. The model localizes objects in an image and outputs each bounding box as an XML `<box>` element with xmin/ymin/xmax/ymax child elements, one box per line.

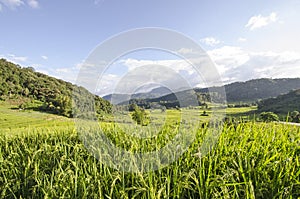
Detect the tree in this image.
<box><xmin>0</xmin><ymin>59</ymin><xmax>112</xmax><ymax>118</ymax></box>
<box><xmin>290</xmin><ymin>111</ymin><xmax>300</xmax><ymax>123</ymax></box>
<box><xmin>57</xmin><ymin>95</ymin><xmax>72</xmax><ymax>117</ymax></box>
<box><xmin>131</xmin><ymin>105</ymin><xmax>150</xmax><ymax>126</ymax></box>
<box><xmin>260</xmin><ymin>112</ymin><xmax>279</xmax><ymax>122</ymax></box>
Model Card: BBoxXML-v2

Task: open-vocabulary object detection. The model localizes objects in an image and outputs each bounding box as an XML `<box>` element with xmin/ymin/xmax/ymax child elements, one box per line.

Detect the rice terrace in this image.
<box><xmin>1</xmin><ymin>1</ymin><xmax>300</xmax><ymax>199</ymax></box>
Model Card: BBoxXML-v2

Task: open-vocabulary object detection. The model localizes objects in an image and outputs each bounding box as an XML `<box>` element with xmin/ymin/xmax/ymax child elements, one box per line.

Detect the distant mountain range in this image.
<box><xmin>104</xmin><ymin>78</ymin><xmax>300</xmax><ymax>105</ymax></box>
<box><xmin>103</xmin><ymin>86</ymin><xmax>173</xmax><ymax>104</ymax></box>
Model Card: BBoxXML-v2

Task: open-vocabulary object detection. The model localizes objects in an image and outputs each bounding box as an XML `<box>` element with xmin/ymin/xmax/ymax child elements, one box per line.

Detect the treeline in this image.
<box><xmin>0</xmin><ymin>59</ymin><xmax>111</xmax><ymax>117</ymax></box>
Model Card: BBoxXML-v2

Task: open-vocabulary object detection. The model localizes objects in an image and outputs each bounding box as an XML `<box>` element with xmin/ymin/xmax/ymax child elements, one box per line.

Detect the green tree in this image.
<box><xmin>131</xmin><ymin>104</ymin><xmax>150</xmax><ymax>126</ymax></box>
<box><xmin>260</xmin><ymin>112</ymin><xmax>279</xmax><ymax>122</ymax></box>
<box><xmin>52</xmin><ymin>95</ymin><xmax>72</xmax><ymax>117</ymax></box>
<box><xmin>290</xmin><ymin>111</ymin><xmax>300</xmax><ymax>123</ymax></box>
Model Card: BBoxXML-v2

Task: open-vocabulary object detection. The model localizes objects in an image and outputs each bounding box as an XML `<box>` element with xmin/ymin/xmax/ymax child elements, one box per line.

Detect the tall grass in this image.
<box><xmin>0</xmin><ymin>122</ymin><xmax>299</xmax><ymax>198</ymax></box>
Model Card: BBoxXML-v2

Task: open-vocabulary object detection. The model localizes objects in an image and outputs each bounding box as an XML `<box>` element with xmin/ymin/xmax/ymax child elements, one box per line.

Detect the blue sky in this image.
<box><xmin>1</xmin><ymin>0</ymin><xmax>300</xmax><ymax>95</ymax></box>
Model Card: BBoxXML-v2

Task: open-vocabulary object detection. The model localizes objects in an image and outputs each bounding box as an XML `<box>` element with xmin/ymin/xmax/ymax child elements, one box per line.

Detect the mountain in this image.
<box><xmin>0</xmin><ymin>59</ymin><xmax>111</xmax><ymax>117</ymax></box>
<box><xmin>103</xmin><ymin>86</ymin><xmax>172</xmax><ymax>104</ymax></box>
<box><xmin>151</xmin><ymin>78</ymin><xmax>300</xmax><ymax>104</ymax></box>
<box><xmin>106</xmin><ymin>78</ymin><xmax>300</xmax><ymax>107</ymax></box>
<box><xmin>258</xmin><ymin>89</ymin><xmax>300</xmax><ymax>114</ymax></box>
<box><xmin>221</xmin><ymin>78</ymin><xmax>300</xmax><ymax>102</ymax></box>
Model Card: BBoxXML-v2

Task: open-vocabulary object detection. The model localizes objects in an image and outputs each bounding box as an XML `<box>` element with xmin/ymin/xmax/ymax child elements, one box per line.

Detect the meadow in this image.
<box><xmin>0</xmin><ymin>102</ymin><xmax>300</xmax><ymax>198</ymax></box>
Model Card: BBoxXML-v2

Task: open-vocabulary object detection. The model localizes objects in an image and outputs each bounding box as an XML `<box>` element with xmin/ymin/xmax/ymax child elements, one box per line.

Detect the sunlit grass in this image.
<box><xmin>0</xmin><ymin>104</ymin><xmax>299</xmax><ymax>198</ymax></box>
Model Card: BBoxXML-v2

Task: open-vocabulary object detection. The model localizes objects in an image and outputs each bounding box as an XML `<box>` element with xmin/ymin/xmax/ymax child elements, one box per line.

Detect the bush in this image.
<box><xmin>260</xmin><ymin>112</ymin><xmax>279</xmax><ymax>122</ymax></box>
<box><xmin>290</xmin><ymin>111</ymin><xmax>300</xmax><ymax>123</ymax></box>
<box><xmin>131</xmin><ymin>105</ymin><xmax>150</xmax><ymax>126</ymax></box>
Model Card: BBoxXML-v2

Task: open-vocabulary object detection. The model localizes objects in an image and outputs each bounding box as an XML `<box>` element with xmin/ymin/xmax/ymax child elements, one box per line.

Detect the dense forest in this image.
<box><xmin>258</xmin><ymin>89</ymin><xmax>300</xmax><ymax>115</ymax></box>
<box><xmin>0</xmin><ymin>59</ymin><xmax>111</xmax><ymax>117</ymax></box>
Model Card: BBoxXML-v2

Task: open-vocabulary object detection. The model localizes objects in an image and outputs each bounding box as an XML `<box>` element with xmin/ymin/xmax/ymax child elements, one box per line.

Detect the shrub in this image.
<box><xmin>260</xmin><ymin>112</ymin><xmax>279</xmax><ymax>122</ymax></box>
<box><xmin>131</xmin><ymin>105</ymin><xmax>150</xmax><ymax>126</ymax></box>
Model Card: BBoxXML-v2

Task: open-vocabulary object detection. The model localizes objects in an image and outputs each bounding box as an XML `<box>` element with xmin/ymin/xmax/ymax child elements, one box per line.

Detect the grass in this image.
<box><xmin>0</xmin><ymin>103</ymin><xmax>300</xmax><ymax>198</ymax></box>
<box><xmin>0</xmin><ymin>101</ymin><xmax>73</xmax><ymax>135</ymax></box>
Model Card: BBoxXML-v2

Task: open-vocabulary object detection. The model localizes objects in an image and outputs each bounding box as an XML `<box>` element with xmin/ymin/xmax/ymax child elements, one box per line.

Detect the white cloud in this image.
<box><xmin>238</xmin><ymin>37</ymin><xmax>247</xmax><ymax>42</ymax></box>
<box><xmin>50</xmin><ymin>46</ymin><xmax>300</xmax><ymax>96</ymax></box>
<box><xmin>41</xmin><ymin>55</ymin><xmax>48</xmax><ymax>60</ymax></box>
<box><xmin>208</xmin><ymin>46</ymin><xmax>250</xmax><ymax>74</ymax></box>
<box><xmin>177</xmin><ymin>48</ymin><xmax>194</xmax><ymax>54</ymax></box>
<box><xmin>56</xmin><ymin>68</ymin><xmax>69</xmax><ymax>73</ymax></box>
<box><xmin>0</xmin><ymin>0</ymin><xmax>24</xmax><ymax>9</ymax></box>
<box><xmin>117</xmin><ymin>58</ymin><xmax>214</xmax><ymax>89</ymax></box>
<box><xmin>96</xmin><ymin>74</ymin><xmax>120</xmax><ymax>96</ymax></box>
<box><xmin>207</xmin><ymin>46</ymin><xmax>300</xmax><ymax>83</ymax></box>
<box><xmin>27</xmin><ymin>0</ymin><xmax>38</xmax><ymax>8</ymax></box>
<box><xmin>200</xmin><ymin>37</ymin><xmax>221</xmax><ymax>46</ymax></box>
<box><xmin>120</xmin><ymin>58</ymin><xmax>195</xmax><ymax>75</ymax></box>
<box><xmin>245</xmin><ymin>12</ymin><xmax>278</xmax><ymax>30</ymax></box>
<box><xmin>4</xmin><ymin>54</ymin><xmax>28</xmax><ymax>63</ymax></box>
<box><xmin>52</xmin><ymin>66</ymin><xmax>80</xmax><ymax>83</ymax></box>
<box><xmin>0</xmin><ymin>0</ymin><xmax>39</xmax><ymax>10</ymax></box>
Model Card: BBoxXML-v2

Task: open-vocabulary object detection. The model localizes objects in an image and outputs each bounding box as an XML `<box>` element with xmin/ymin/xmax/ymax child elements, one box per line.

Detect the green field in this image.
<box><xmin>0</xmin><ymin>103</ymin><xmax>300</xmax><ymax>198</ymax></box>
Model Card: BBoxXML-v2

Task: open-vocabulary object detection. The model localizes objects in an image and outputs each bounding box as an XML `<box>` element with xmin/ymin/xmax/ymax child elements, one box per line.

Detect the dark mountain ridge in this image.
<box><xmin>104</xmin><ymin>78</ymin><xmax>300</xmax><ymax>106</ymax></box>
<box><xmin>258</xmin><ymin>89</ymin><xmax>300</xmax><ymax>114</ymax></box>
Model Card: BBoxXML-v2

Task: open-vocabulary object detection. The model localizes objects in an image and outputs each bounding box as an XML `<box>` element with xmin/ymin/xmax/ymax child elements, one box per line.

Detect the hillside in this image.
<box><xmin>258</xmin><ymin>89</ymin><xmax>300</xmax><ymax>114</ymax></box>
<box><xmin>194</xmin><ymin>78</ymin><xmax>300</xmax><ymax>103</ymax></box>
<box><xmin>105</xmin><ymin>78</ymin><xmax>300</xmax><ymax>106</ymax></box>
<box><xmin>125</xmin><ymin>78</ymin><xmax>300</xmax><ymax>108</ymax></box>
<box><xmin>0</xmin><ymin>59</ymin><xmax>111</xmax><ymax>117</ymax></box>
<box><xmin>222</xmin><ymin>78</ymin><xmax>300</xmax><ymax>102</ymax></box>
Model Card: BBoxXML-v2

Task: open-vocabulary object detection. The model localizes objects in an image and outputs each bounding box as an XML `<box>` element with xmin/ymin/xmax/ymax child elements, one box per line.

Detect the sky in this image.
<box><xmin>1</xmin><ymin>0</ymin><xmax>300</xmax><ymax>96</ymax></box>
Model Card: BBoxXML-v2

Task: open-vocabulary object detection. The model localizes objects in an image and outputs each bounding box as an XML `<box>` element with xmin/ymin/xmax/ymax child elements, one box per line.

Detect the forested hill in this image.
<box><xmin>0</xmin><ymin>59</ymin><xmax>111</xmax><ymax>117</ymax></box>
<box><xmin>258</xmin><ymin>89</ymin><xmax>300</xmax><ymax>114</ymax></box>
<box><xmin>221</xmin><ymin>78</ymin><xmax>300</xmax><ymax>102</ymax></box>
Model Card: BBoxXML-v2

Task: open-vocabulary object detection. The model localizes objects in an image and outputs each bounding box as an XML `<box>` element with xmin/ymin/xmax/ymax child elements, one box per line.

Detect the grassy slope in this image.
<box><xmin>0</xmin><ymin>101</ymin><xmax>74</xmax><ymax>135</ymax></box>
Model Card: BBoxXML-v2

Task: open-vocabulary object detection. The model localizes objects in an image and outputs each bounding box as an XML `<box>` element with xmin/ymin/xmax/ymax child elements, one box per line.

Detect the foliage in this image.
<box><xmin>0</xmin><ymin>59</ymin><xmax>112</xmax><ymax>117</ymax></box>
<box><xmin>220</xmin><ymin>78</ymin><xmax>300</xmax><ymax>102</ymax></box>
<box><xmin>260</xmin><ymin>112</ymin><xmax>279</xmax><ymax>122</ymax></box>
<box><xmin>131</xmin><ymin>104</ymin><xmax>150</xmax><ymax>126</ymax></box>
<box><xmin>289</xmin><ymin>111</ymin><xmax>300</xmax><ymax>123</ymax></box>
<box><xmin>0</xmin><ymin>102</ymin><xmax>299</xmax><ymax>198</ymax></box>
<box><xmin>0</xmin><ymin>122</ymin><xmax>299</xmax><ymax>198</ymax></box>
<box><xmin>258</xmin><ymin>89</ymin><xmax>300</xmax><ymax>114</ymax></box>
